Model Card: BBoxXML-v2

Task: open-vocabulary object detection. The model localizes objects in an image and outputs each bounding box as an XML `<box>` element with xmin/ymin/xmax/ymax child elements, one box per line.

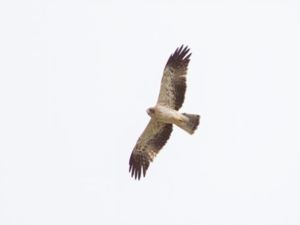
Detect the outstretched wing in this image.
<box><xmin>157</xmin><ymin>45</ymin><xmax>191</xmax><ymax>110</ymax></box>
<box><xmin>129</xmin><ymin>119</ymin><xmax>173</xmax><ymax>180</ymax></box>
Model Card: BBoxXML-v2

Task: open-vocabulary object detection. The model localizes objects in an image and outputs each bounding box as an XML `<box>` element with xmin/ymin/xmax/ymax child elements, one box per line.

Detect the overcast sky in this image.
<box><xmin>1</xmin><ymin>0</ymin><xmax>300</xmax><ymax>224</ymax></box>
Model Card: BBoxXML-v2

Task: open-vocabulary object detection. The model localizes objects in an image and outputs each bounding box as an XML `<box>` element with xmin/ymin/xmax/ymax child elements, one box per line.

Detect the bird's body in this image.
<box><xmin>147</xmin><ymin>105</ymin><xmax>184</xmax><ymax>125</ymax></box>
<box><xmin>129</xmin><ymin>45</ymin><xmax>200</xmax><ymax>180</ymax></box>
<box><xmin>147</xmin><ymin>105</ymin><xmax>199</xmax><ymax>134</ymax></box>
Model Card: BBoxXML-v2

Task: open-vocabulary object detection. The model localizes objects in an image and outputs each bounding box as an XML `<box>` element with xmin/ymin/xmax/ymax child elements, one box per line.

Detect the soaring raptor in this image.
<box><xmin>129</xmin><ymin>45</ymin><xmax>200</xmax><ymax>180</ymax></box>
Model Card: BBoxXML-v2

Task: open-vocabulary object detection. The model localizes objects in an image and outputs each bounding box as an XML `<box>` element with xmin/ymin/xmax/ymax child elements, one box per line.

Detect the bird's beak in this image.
<box><xmin>146</xmin><ymin>108</ymin><xmax>153</xmax><ymax>116</ymax></box>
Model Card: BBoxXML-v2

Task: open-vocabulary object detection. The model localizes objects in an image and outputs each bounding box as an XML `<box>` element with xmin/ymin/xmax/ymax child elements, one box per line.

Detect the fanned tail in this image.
<box><xmin>176</xmin><ymin>113</ymin><xmax>200</xmax><ymax>134</ymax></box>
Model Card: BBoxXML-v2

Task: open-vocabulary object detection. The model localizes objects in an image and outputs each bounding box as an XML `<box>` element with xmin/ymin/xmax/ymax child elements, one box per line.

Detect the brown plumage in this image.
<box><xmin>129</xmin><ymin>122</ymin><xmax>172</xmax><ymax>179</ymax></box>
<box><xmin>157</xmin><ymin>45</ymin><xmax>191</xmax><ymax>110</ymax></box>
<box><xmin>129</xmin><ymin>45</ymin><xmax>200</xmax><ymax>180</ymax></box>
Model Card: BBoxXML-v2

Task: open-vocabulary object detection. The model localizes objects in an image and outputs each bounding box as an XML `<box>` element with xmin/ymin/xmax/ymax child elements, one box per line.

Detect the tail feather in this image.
<box><xmin>177</xmin><ymin>113</ymin><xmax>200</xmax><ymax>134</ymax></box>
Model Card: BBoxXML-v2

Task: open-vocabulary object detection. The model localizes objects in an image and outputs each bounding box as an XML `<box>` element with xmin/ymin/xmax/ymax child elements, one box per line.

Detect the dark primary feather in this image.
<box><xmin>166</xmin><ymin>45</ymin><xmax>191</xmax><ymax>70</ymax></box>
<box><xmin>129</xmin><ymin>122</ymin><xmax>173</xmax><ymax>180</ymax></box>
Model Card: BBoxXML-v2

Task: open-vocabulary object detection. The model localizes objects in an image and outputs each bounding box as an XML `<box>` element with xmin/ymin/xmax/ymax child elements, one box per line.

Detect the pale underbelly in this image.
<box><xmin>153</xmin><ymin>106</ymin><xmax>186</xmax><ymax>124</ymax></box>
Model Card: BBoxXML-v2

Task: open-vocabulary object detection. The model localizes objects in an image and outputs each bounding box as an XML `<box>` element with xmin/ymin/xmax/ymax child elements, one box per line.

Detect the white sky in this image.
<box><xmin>1</xmin><ymin>0</ymin><xmax>300</xmax><ymax>224</ymax></box>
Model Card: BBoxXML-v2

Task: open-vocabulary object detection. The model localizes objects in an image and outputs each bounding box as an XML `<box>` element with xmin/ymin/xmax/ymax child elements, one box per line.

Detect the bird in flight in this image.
<box><xmin>129</xmin><ymin>45</ymin><xmax>200</xmax><ymax>180</ymax></box>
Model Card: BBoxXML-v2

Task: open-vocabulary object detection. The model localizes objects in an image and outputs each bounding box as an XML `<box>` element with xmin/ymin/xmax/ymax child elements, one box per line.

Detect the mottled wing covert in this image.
<box><xmin>157</xmin><ymin>45</ymin><xmax>191</xmax><ymax>110</ymax></box>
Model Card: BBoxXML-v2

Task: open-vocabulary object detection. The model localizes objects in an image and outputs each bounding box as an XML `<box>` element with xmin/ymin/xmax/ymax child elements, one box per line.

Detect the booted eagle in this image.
<box><xmin>129</xmin><ymin>45</ymin><xmax>200</xmax><ymax>180</ymax></box>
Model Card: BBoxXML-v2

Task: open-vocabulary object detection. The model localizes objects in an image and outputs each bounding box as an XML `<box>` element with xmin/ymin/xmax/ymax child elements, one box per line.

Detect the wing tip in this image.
<box><xmin>166</xmin><ymin>44</ymin><xmax>192</xmax><ymax>68</ymax></box>
<box><xmin>129</xmin><ymin>152</ymin><xmax>149</xmax><ymax>180</ymax></box>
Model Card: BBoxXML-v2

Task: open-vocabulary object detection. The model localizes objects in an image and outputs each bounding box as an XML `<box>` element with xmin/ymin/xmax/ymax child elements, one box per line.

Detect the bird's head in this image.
<box><xmin>146</xmin><ymin>107</ymin><xmax>155</xmax><ymax>117</ymax></box>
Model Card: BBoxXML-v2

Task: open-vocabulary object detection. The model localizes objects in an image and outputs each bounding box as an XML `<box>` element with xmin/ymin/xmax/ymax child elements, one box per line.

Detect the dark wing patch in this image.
<box><xmin>129</xmin><ymin>150</ymin><xmax>150</xmax><ymax>180</ymax></box>
<box><xmin>157</xmin><ymin>45</ymin><xmax>191</xmax><ymax>110</ymax></box>
<box><xmin>129</xmin><ymin>121</ymin><xmax>173</xmax><ymax>180</ymax></box>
